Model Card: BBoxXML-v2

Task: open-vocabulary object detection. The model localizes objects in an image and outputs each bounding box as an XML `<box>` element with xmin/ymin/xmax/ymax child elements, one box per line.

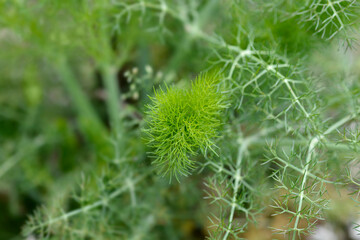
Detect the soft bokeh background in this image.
<box><xmin>1</xmin><ymin>0</ymin><xmax>360</xmax><ymax>239</ymax></box>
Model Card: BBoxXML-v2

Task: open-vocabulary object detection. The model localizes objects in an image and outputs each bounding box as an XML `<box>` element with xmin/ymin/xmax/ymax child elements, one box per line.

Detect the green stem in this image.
<box><xmin>292</xmin><ymin>114</ymin><xmax>355</xmax><ymax>240</ymax></box>
<box><xmin>57</xmin><ymin>58</ymin><xmax>106</xmax><ymax>134</ymax></box>
<box><xmin>56</xmin><ymin>58</ymin><xmax>111</xmax><ymax>155</ymax></box>
<box><xmin>25</xmin><ymin>174</ymin><xmax>146</xmax><ymax>234</ymax></box>
<box><xmin>101</xmin><ymin>65</ymin><xmax>123</xmax><ymax>139</ymax></box>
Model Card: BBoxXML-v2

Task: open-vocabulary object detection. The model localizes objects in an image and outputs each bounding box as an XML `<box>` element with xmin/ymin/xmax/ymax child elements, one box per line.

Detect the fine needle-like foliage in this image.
<box><xmin>2</xmin><ymin>0</ymin><xmax>360</xmax><ymax>239</ymax></box>
<box><xmin>144</xmin><ymin>72</ymin><xmax>228</xmax><ymax>181</ymax></box>
<box><xmin>290</xmin><ymin>0</ymin><xmax>360</xmax><ymax>42</ymax></box>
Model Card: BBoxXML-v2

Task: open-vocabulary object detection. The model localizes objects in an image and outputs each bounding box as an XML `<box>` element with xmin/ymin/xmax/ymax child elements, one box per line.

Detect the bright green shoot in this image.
<box><xmin>143</xmin><ymin>71</ymin><xmax>228</xmax><ymax>181</ymax></box>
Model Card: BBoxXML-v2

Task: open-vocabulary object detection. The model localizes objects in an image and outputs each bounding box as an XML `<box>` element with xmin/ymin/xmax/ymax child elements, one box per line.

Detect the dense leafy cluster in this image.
<box><xmin>144</xmin><ymin>72</ymin><xmax>227</xmax><ymax>180</ymax></box>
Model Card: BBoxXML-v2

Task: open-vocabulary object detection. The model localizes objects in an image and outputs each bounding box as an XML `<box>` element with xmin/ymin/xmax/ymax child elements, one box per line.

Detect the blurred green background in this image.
<box><xmin>1</xmin><ymin>0</ymin><xmax>360</xmax><ymax>239</ymax></box>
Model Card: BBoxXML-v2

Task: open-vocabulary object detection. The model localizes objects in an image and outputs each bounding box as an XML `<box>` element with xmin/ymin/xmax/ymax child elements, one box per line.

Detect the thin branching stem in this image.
<box><xmin>292</xmin><ymin>114</ymin><xmax>356</xmax><ymax>239</ymax></box>
<box><xmin>26</xmin><ymin>174</ymin><xmax>146</xmax><ymax>233</ymax></box>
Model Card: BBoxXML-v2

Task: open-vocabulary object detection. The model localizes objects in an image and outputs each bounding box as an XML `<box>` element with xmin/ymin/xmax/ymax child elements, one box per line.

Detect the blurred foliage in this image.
<box><xmin>0</xmin><ymin>0</ymin><xmax>360</xmax><ymax>239</ymax></box>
